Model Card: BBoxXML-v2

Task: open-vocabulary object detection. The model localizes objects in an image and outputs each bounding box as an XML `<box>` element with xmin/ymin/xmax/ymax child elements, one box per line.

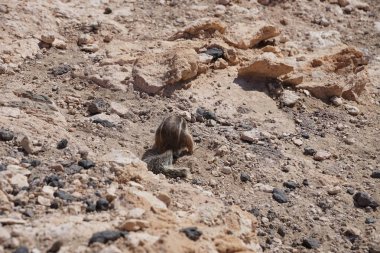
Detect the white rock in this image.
<box><xmin>41</xmin><ymin>33</ymin><xmax>55</xmax><ymax>44</ymax></box>
<box><xmin>313</xmin><ymin>150</ymin><xmax>331</xmax><ymax>161</ymax></box>
<box><xmin>37</xmin><ymin>196</ymin><xmax>51</xmax><ymax>206</ymax></box>
<box><xmin>127</xmin><ymin>208</ymin><xmax>146</xmax><ymax>219</ymax></box>
<box><xmin>42</xmin><ymin>186</ymin><xmax>55</xmax><ymax>198</ymax></box>
<box><xmin>327</xmin><ymin>186</ymin><xmax>342</xmax><ymax>195</ymax></box>
<box><xmin>110</xmin><ymin>102</ymin><xmax>130</xmax><ymax>117</ymax></box>
<box><xmin>254</xmin><ymin>183</ymin><xmax>274</xmax><ymax>193</ymax></box>
<box><xmin>0</xmin><ymin>227</ymin><xmax>11</xmax><ymax>244</ymax></box>
<box><xmin>241</xmin><ymin>128</ymin><xmax>261</xmax><ymax>143</ymax></box>
<box><xmin>221</xmin><ymin>166</ymin><xmax>232</xmax><ymax>174</ymax></box>
<box><xmin>10</xmin><ymin>174</ymin><xmax>29</xmax><ymax>188</ymax></box>
<box><xmin>281</xmin><ymin>90</ymin><xmax>300</xmax><ymax>107</ymax></box>
<box><xmin>345</xmin><ymin>105</ymin><xmax>360</xmax><ymax>116</ymax></box>
<box><xmin>330</xmin><ymin>96</ymin><xmax>343</xmax><ymax>106</ymax></box>
<box><xmin>292</xmin><ymin>137</ymin><xmax>303</xmax><ymax>146</ymax></box>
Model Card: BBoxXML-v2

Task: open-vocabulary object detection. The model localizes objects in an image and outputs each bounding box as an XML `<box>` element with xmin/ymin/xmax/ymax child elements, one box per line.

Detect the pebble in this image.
<box><xmin>0</xmin><ymin>226</ymin><xmax>11</xmax><ymax>243</ymax></box>
<box><xmin>0</xmin><ymin>164</ymin><xmax>6</xmax><ymax>171</ymax></box>
<box><xmin>104</xmin><ymin>7</ymin><xmax>112</xmax><ymax>14</ymax></box>
<box><xmin>371</xmin><ymin>170</ymin><xmax>380</xmax><ymax>179</ymax></box>
<box><xmin>336</xmin><ymin>123</ymin><xmax>344</xmax><ymax>131</ymax></box>
<box><xmin>88</xmin><ymin>98</ymin><xmax>109</xmax><ymax>115</ymax></box>
<box><xmin>13</xmin><ymin>246</ymin><xmax>29</xmax><ymax>253</ymax></box>
<box><xmin>78</xmin><ymin>160</ymin><xmax>95</xmax><ymax>169</ymax></box>
<box><xmin>196</xmin><ymin>107</ymin><xmax>217</xmax><ymax>121</ymax></box>
<box><xmin>88</xmin><ymin>230</ymin><xmax>126</xmax><ymax>245</ymax></box>
<box><xmin>240</xmin><ymin>172</ymin><xmax>251</xmax><ymax>182</ymax></box>
<box><xmin>313</xmin><ymin>150</ymin><xmax>331</xmax><ymax>161</ymax></box>
<box><xmin>41</xmin><ymin>33</ymin><xmax>55</xmax><ymax>44</ymax></box>
<box><xmin>303</xmin><ymin>179</ymin><xmax>309</xmax><ymax>186</ymax></box>
<box><xmin>120</xmin><ymin>219</ymin><xmax>149</xmax><ymax>231</ymax></box>
<box><xmin>37</xmin><ymin>196</ymin><xmax>51</xmax><ymax>206</ymax></box>
<box><xmin>0</xmin><ymin>129</ymin><xmax>14</xmax><ymax>141</ymax></box>
<box><xmin>221</xmin><ymin>166</ymin><xmax>232</xmax><ymax>175</ymax></box>
<box><xmin>278</xmin><ymin>226</ymin><xmax>286</xmax><ymax>237</ymax></box>
<box><xmin>283</xmin><ymin>180</ymin><xmax>298</xmax><ymax>190</ymax></box>
<box><xmin>280</xmin><ymin>90</ymin><xmax>300</xmax><ymax>107</ymax></box>
<box><xmin>345</xmin><ymin>105</ymin><xmax>360</xmax><ymax>116</ymax></box>
<box><xmin>11</xmin><ymin>174</ymin><xmax>29</xmax><ymax>189</ymax></box>
<box><xmin>363</xmin><ymin>217</ymin><xmax>376</xmax><ymax>225</ymax></box>
<box><xmin>344</xmin><ymin>138</ymin><xmax>355</xmax><ymax>145</ymax></box>
<box><xmin>272</xmin><ymin>188</ymin><xmax>288</xmax><ymax>203</ymax></box>
<box><xmin>45</xmin><ymin>175</ymin><xmax>64</xmax><ymax>188</ymax></box>
<box><xmin>292</xmin><ymin>137</ymin><xmax>303</xmax><ymax>146</ymax></box>
<box><xmin>56</xmin><ymin>139</ymin><xmax>68</xmax><ymax>149</ymax></box>
<box><xmin>81</xmin><ymin>44</ymin><xmax>99</xmax><ymax>53</ymax></box>
<box><xmin>47</xmin><ymin>241</ymin><xmax>62</xmax><ymax>253</ymax></box>
<box><xmin>353</xmin><ymin>192</ymin><xmax>379</xmax><ymax>208</ymax></box>
<box><xmin>330</xmin><ymin>96</ymin><xmax>343</xmax><ymax>106</ymax></box>
<box><xmin>327</xmin><ymin>186</ymin><xmax>341</xmax><ymax>195</ymax></box>
<box><xmin>205</xmin><ymin>47</ymin><xmax>224</xmax><ymax>60</ymax></box>
<box><xmin>51</xmin><ymin>64</ymin><xmax>71</xmax><ymax>76</ymax></box>
<box><xmin>180</xmin><ymin>227</ymin><xmax>202</xmax><ymax>241</ymax></box>
<box><xmin>302</xmin><ymin>238</ymin><xmax>320</xmax><ymax>249</ymax></box>
<box><xmin>96</xmin><ymin>198</ymin><xmax>110</xmax><ymax>211</ymax></box>
<box><xmin>157</xmin><ymin>193</ymin><xmax>171</xmax><ymax>207</ymax></box>
<box><xmin>303</xmin><ymin>147</ymin><xmax>317</xmax><ymax>156</ymax></box>
<box><xmin>240</xmin><ymin>129</ymin><xmax>261</xmax><ymax>143</ymax></box>
<box><xmin>77</xmin><ymin>34</ymin><xmax>94</xmax><ymax>46</ymax></box>
<box><xmin>53</xmin><ymin>190</ymin><xmax>75</xmax><ymax>201</ymax></box>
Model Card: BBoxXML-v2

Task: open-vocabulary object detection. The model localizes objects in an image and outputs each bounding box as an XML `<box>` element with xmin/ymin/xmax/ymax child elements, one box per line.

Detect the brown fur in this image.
<box><xmin>153</xmin><ymin>115</ymin><xmax>194</xmax><ymax>156</ymax></box>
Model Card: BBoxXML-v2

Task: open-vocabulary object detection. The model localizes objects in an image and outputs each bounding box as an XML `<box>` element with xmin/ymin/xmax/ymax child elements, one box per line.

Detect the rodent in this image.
<box><xmin>153</xmin><ymin>115</ymin><xmax>194</xmax><ymax>157</ymax></box>
<box><xmin>143</xmin><ymin>150</ymin><xmax>187</xmax><ymax>179</ymax></box>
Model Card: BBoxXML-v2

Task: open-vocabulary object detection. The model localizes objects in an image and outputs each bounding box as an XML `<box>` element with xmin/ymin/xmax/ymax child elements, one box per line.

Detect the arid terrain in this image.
<box><xmin>0</xmin><ymin>0</ymin><xmax>379</xmax><ymax>252</ymax></box>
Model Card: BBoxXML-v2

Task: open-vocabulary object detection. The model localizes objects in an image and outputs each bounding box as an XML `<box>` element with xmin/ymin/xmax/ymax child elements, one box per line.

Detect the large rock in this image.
<box><xmin>223</xmin><ymin>22</ymin><xmax>280</xmax><ymax>49</ymax></box>
<box><xmin>169</xmin><ymin>18</ymin><xmax>227</xmax><ymax>40</ymax></box>
<box><xmin>132</xmin><ymin>48</ymin><xmax>199</xmax><ymax>94</ymax></box>
<box><xmin>238</xmin><ymin>53</ymin><xmax>294</xmax><ymax>79</ymax></box>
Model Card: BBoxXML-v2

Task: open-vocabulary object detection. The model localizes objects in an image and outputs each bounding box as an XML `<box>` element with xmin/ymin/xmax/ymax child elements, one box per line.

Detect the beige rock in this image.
<box><xmin>130</xmin><ymin>189</ymin><xmax>167</xmax><ymax>210</ymax></box>
<box><xmin>127</xmin><ymin>232</ymin><xmax>160</xmax><ymax>248</ymax></box>
<box><xmin>313</xmin><ymin>150</ymin><xmax>332</xmax><ymax>161</ymax></box>
<box><xmin>327</xmin><ymin>186</ymin><xmax>342</xmax><ymax>195</ymax></box>
<box><xmin>10</xmin><ymin>174</ymin><xmax>29</xmax><ymax>188</ymax></box>
<box><xmin>53</xmin><ymin>39</ymin><xmax>67</xmax><ymax>49</ymax></box>
<box><xmin>37</xmin><ymin>196</ymin><xmax>51</xmax><ymax>206</ymax></box>
<box><xmin>42</xmin><ymin>186</ymin><xmax>55</xmax><ymax>198</ymax></box>
<box><xmin>127</xmin><ymin>208</ymin><xmax>146</xmax><ymax>219</ymax></box>
<box><xmin>0</xmin><ymin>227</ymin><xmax>11</xmax><ymax>244</ymax></box>
<box><xmin>41</xmin><ymin>33</ymin><xmax>55</xmax><ymax>44</ymax></box>
<box><xmin>132</xmin><ymin>48</ymin><xmax>199</xmax><ymax>94</ymax></box>
<box><xmin>77</xmin><ymin>34</ymin><xmax>94</xmax><ymax>46</ymax></box>
<box><xmin>169</xmin><ymin>18</ymin><xmax>227</xmax><ymax>40</ymax></box>
<box><xmin>80</xmin><ymin>44</ymin><xmax>99</xmax><ymax>53</ymax></box>
<box><xmin>20</xmin><ymin>136</ymin><xmax>35</xmax><ymax>154</ymax></box>
<box><xmin>0</xmin><ymin>190</ymin><xmax>9</xmax><ymax>203</ymax></box>
<box><xmin>119</xmin><ymin>219</ymin><xmax>149</xmax><ymax>231</ymax></box>
<box><xmin>240</xmin><ymin>129</ymin><xmax>261</xmax><ymax>143</ymax></box>
<box><xmin>157</xmin><ymin>192</ymin><xmax>171</xmax><ymax>207</ymax></box>
<box><xmin>110</xmin><ymin>102</ymin><xmax>130</xmax><ymax>118</ymax></box>
<box><xmin>224</xmin><ymin>22</ymin><xmax>280</xmax><ymax>49</ymax></box>
<box><xmin>281</xmin><ymin>90</ymin><xmax>300</xmax><ymax>107</ymax></box>
<box><xmin>238</xmin><ymin>54</ymin><xmax>294</xmax><ymax>79</ymax></box>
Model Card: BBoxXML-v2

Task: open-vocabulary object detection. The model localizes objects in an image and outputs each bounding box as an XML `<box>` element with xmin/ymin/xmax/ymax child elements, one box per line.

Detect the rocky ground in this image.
<box><xmin>0</xmin><ymin>0</ymin><xmax>379</xmax><ymax>252</ymax></box>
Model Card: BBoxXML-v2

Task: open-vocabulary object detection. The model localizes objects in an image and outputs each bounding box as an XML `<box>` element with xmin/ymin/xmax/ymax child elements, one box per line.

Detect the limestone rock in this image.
<box><xmin>280</xmin><ymin>90</ymin><xmax>300</xmax><ymax>107</ymax></box>
<box><xmin>224</xmin><ymin>22</ymin><xmax>280</xmax><ymax>49</ymax></box>
<box><xmin>238</xmin><ymin>53</ymin><xmax>294</xmax><ymax>79</ymax></box>
<box><xmin>132</xmin><ymin>48</ymin><xmax>199</xmax><ymax>94</ymax></box>
<box><xmin>40</xmin><ymin>33</ymin><xmax>55</xmax><ymax>44</ymax></box>
<box><xmin>169</xmin><ymin>18</ymin><xmax>227</xmax><ymax>40</ymax></box>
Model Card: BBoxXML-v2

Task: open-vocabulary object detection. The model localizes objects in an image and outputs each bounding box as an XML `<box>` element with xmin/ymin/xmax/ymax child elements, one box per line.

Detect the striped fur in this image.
<box><xmin>154</xmin><ymin>115</ymin><xmax>194</xmax><ymax>155</ymax></box>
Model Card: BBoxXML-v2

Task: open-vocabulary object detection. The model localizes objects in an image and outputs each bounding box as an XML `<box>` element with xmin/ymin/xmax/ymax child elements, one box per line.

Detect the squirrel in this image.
<box><xmin>142</xmin><ymin>115</ymin><xmax>194</xmax><ymax>179</ymax></box>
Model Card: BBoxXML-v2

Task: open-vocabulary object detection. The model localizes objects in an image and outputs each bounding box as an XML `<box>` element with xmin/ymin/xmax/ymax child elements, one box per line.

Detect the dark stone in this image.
<box><xmin>196</xmin><ymin>107</ymin><xmax>217</xmax><ymax>121</ymax></box>
<box><xmin>278</xmin><ymin>226</ymin><xmax>286</xmax><ymax>237</ymax></box>
<box><xmin>54</xmin><ymin>190</ymin><xmax>75</xmax><ymax>201</ymax></box>
<box><xmin>13</xmin><ymin>246</ymin><xmax>29</xmax><ymax>253</ymax></box>
<box><xmin>104</xmin><ymin>7</ymin><xmax>112</xmax><ymax>14</ymax></box>
<box><xmin>86</xmin><ymin>201</ymin><xmax>96</xmax><ymax>213</ymax></box>
<box><xmin>23</xmin><ymin>209</ymin><xmax>34</xmax><ymax>218</ymax></box>
<box><xmin>283</xmin><ymin>180</ymin><xmax>298</xmax><ymax>190</ymax></box>
<box><xmin>301</xmin><ymin>132</ymin><xmax>310</xmax><ymax>139</ymax></box>
<box><xmin>51</xmin><ymin>64</ymin><xmax>71</xmax><ymax>76</ymax></box>
<box><xmin>88</xmin><ymin>230</ymin><xmax>126</xmax><ymax>245</ymax></box>
<box><xmin>353</xmin><ymin>192</ymin><xmax>379</xmax><ymax>208</ymax></box>
<box><xmin>57</xmin><ymin>139</ymin><xmax>68</xmax><ymax>149</ymax></box>
<box><xmin>365</xmin><ymin>217</ymin><xmax>375</xmax><ymax>224</ymax></box>
<box><xmin>302</xmin><ymin>238</ymin><xmax>320</xmax><ymax>249</ymax></box>
<box><xmin>78</xmin><ymin>159</ymin><xmax>95</xmax><ymax>169</ymax></box>
<box><xmin>47</xmin><ymin>241</ymin><xmax>63</xmax><ymax>253</ymax></box>
<box><xmin>87</xmin><ymin>98</ymin><xmax>109</xmax><ymax>115</ymax></box>
<box><xmin>303</xmin><ymin>147</ymin><xmax>317</xmax><ymax>156</ymax></box>
<box><xmin>50</xmin><ymin>200</ymin><xmax>60</xmax><ymax>209</ymax></box>
<box><xmin>249</xmin><ymin>207</ymin><xmax>260</xmax><ymax>217</ymax></box>
<box><xmin>272</xmin><ymin>188</ymin><xmax>288</xmax><ymax>203</ymax></box>
<box><xmin>0</xmin><ymin>164</ymin><xmax>7</xmax><ymax>171</ymax></box>
<box><xmin>0</xmin><ymin>129</ymin><xmax>14</xmax><ymax>141</ymax></box>
<box><xmin>92</xmin><ymin>119</ymin><xmax>115</xmax><ymax>128</ymax></box>
<box><xmin>30</xmin><ymin>159</ymin><xmax>41</xmax><ymax>167</ymax></box>
<box><xmin>302</xmin><ymin>179</ymin><xmax>309</xmax><ymax>186</ymax></box>
<box><xmin>96</xmin><ymin>198</ymin><xmax>110</xmax><ymax>211</ymax></box>
<box><xmin>18</xmin><ymin>91</ymin><xmax>52</xmax><ymax>104</ymax></box>
<box><xmin>240</xmin><ymin>172</ymin><xmax>251</xmax><ymax>182</ymax></box>
<box><xmin>371</xmin><ymin>170</ymin><xmax>380</xmax><ymax>179</ymax></box>
<box><xmin>66</xmin><ymin>164</ymin><xmax>83</xmax><ymax>174</ymax></box>
<box><xmin>180</xmin><ymin>227</ymin><xmax>202</xmax><ymax>241</ymax></box>
<box><xmin>45</xmin><ymin>175</ymin><xmax>65</xmax><ymax>188</ymax></box>
<box><xmin>205</xmin><ymin>47</ymin><xmax>224</xmax><ymax>60</ymax></box>
<box><xmin>347</xmin><ymin>187</ymin><xmax>355</xmax><ymax>195</ymax></box>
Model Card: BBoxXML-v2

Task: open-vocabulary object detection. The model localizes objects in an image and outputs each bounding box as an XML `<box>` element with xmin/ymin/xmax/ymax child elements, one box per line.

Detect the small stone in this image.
<box><xmin>313</xmin><ymin>150</ymin><xmax>331</xmax><ymax>161</ymax></box>
<box><xmin>330</xmin><ymin>96</ymin><xmax>343</xmax><ymax>106</ymax></box>
<box><xmin>365</xmin><ymin>217</ymin><xmax>375</xmax><ymax>224</ymax></box>
<box><xmin>88</xmin><ymin>230</ymin><xmax>126</xmax><ymax>245</ymax></box>
<box><xmin>303</xmin><ymin>179</ymin><xmax>309</xmax><ymax>186</ymax></box>
<box><xmin>88</xmin><ymin>98</ymin><xmax>109</xmax><ymax>115</ymax></box>
<box><xmin>221</xmin><ymin>166</ymin><xmax>232</xmax><ymax>175</ymax></box>
<box><xmin>255</xmin><ymin>183</ymin><xmax>274</xmax><ymax>193</ymax></box>
<box><xmin>241</xmin><ymin>128</ymin><xmax>261</xmax><ymax>143</ymax></box>
<box><xmin>77</xmin><ymin>34</ymin><xmax>94</xmax><ymax>46</ymax></box>
<box><xmin>37</xmin><ymin>196</ymin><xmax>51</xmax><ymax>206</ymax></box>
<box><xmin>240</xmin><ymin>172</ymin><xmax>251</xmax><ymax>182</ymax></box>
<box><xmin>344</xmin><ymin>227</ymin><xmax>361</xmax><ymax>243</ymax></box>
<box><xmin>41</xmin><ymin>33</ymin><xmax>55</xmax><ymax>44</ymax></box>
<box><xmin>303</xmin><ymin>147</ymin><xmax>317</xmax><ymax>156</ymax></box>
<box><xmin>353</xmin><ymin>192</ymin><xmax>379</xmax><ymax>208</ymax></box>
<box><xmin>280</xmin><ymin>90</ymin><xmax>300</xmax><ymax>107</ymax></box>
<box><xmin>13</xmin><ymin>246</ymin><xmax>29</xmax><ymax>253</ymax></box>
<box><xmin>292</xmin><ymin>137</ymin><xmax>303</xmax><ymax>146</ymax></box>
<box><xmin>54</xmin><ymin>190</ymin><xmax>75</xmax><ymax>201</ymax></box>
<box><xmin>336</xmin><ymin>124</ymin><xmax>344</xmax><ymax>131</ymax></box>
<box><xmin>205</xmin><ymin>47</ymin><xmax>224</xmax><ymax>60</ymax></box>
<box><xmin>11</xmin><ymin>174</ymin><xmax>29</xmax><ymax>188</ymax></box>
<box><xmin>302</xmin><ymin>238</ymin><xmax>320</xmax><ymax>249</ymax></box>
<box><xmin>196</xmin><ymin>107</ymin><xmax>217</xmax><ymax>121</ymax></box>
<box><xmin>120</xmin><ymin>219</ymin><xmax>149</xmax><ymax>232</ymax></box>
<box><xmin>51</xmin><ymin>64</ymin><xmax>71</xmax><ymax>76</ymax></box>
<box><xmin>96</xmin><ymin>198</ymin><xmax>110</xmax><ymax>211</ymax></box>
<box><xmin>45</xmin><ymin>175</ymin><xmax>64</xmax><ymax>188</ymax></box>
<box><xmin>345</xmin><ymin>105</ymin><xmax>360</xmax><ymax>116</ymax></box>
<box><xmin>0</xmin><ymin>129</ymin><xmax>14</xmax><ymax>141</ymax></box>
<box><xmin>47</xmin><ymin>241</ymin><xmax>63</xmax><ymax>253</ymax></box>
<box><xmin>78</xmin><ymin>160</ymin><xmax>95</xmax><ymax>169</ymax></box>
<box><xmin>57</xmin><ymin>139</ymin><xmax>68</xmax><ymax>149</ymax></box>
<box><xmin>180</xmin><ymin>227</ymin><xmax>202</xmax><ymax>241</ymax></box>
<box><xmin>0</xmin><ymin>164</ymin><xmax>6</xmax><ymax>171</ymax></box>
<box><xmin>272</xmin><ymin>188</ymin><xmax>288</xmax><ymax>203</ymax></box>
<box><xmin>327</xmin><ymin>186</ymin><xmax>342</xmax><ymax>195</ymax></box>
<box><xmin>53</xmin><ymin>39</ymin><xmax>67</xmax><ymax>49</ymax></box>
<box><xmin>371</xmin><ymin>170</ymin><xmax>380</xmax><ymax>179</ymax></box>
<box><xmin>278</xmin><ymin>227</ymin><xmax>286</xmax><ymax>237</ymax></box>
<box><xmin>80</xmin><ymin>44</ymin><xmax>99</xmax><ymax>53</ymax></box>
<box><xmin>283</xmin><ymin>180</ymin><xmax>298</xmax><ymax>190</ymax></box>
<box><xmin>157</xmin><ymin>193</ymin><xmax>171</xmax><ymax>207</ymax></box>
<box><xmin>104</xmin><ymin>7</ymin><xmax>112</xmax><ymax>14</ymax></box>
<box><xmin>344</xmin><ymin>138</ymin><xmax>355</xmax><ymax>145</ymax></box>
<box><xmin>347</xmin><ymin>187</ymin><xmax>355</xmax><ymax>195</ymax></box>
